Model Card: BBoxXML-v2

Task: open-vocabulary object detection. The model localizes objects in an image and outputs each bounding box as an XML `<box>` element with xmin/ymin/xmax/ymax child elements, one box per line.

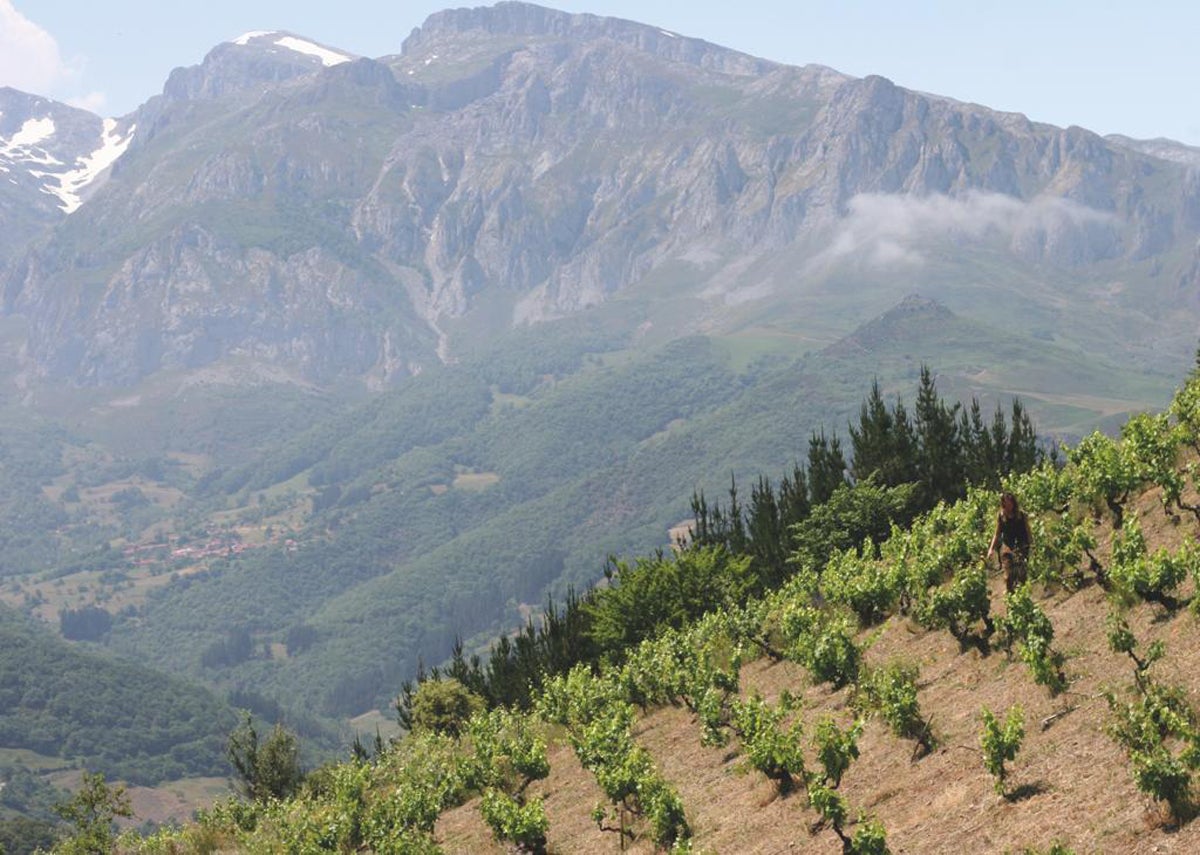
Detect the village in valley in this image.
<box><xmin>2</xmin><ymin>525</ymin><xmax>300</xmax><ymax>627</ymax></box>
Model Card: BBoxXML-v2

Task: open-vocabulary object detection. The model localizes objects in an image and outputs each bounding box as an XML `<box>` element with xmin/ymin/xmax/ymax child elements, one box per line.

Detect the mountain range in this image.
<box><xmin>0</xmin><ymin>1</ymin><xmax>1196</xmax><ymax>391</ymax></box>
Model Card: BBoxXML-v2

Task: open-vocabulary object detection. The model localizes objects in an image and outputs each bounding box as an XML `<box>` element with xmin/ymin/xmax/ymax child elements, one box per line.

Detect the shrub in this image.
<box><xmin>821</xmin><ymin>542</ymin><xmax>902</xmax><ymax>626</ymax></box>
<box><xmin>1106</xmin><ymin>678</ymin><xmax>1200</xmax><ymax>823</ymax></box>
<box><xmin>729</xmin><ymin>693</ymin><xmax>806</xmax><ymax>794</ymax></box>
<box><xmin>853</xmin><ymin>662</ymin><xmax>935</xmax><ymax>756</ymax></box>
<box><xmin>410</xmin><ymin>678</ymin><xmax>486</xmax><ymax>738</ymax></box>
<box><xmin>813</xmin><ymin>716</ymin><xmax>863</xmax><ymax>789</ymax></box>
<box><xmin>917</xmin><ymin>563</ymin><xmax>993</xmax><ymax>644</ymax></box>
<box><xmin>1109</xmin><ymin>515</ymin><xmax>1194</xmax><ymax>609</ymax></box>
<box><xmin>777</xmin><ymin>602</ymin><xmax>861</xmax><ymax>688</ymax></box>
<box><xmin>997</xmin><ymin>585</ymin><xmax>1066</xmax><ymax>694</ymax></box>
<box><xmin>480</xmin><ymin>789</ymin><xmax>548</xmax><ymax>852</ymax></box>
<box><xmin>980</xmin><ymin>705</ymin><xmax>1024</xmax><ymax>796</ymax></box>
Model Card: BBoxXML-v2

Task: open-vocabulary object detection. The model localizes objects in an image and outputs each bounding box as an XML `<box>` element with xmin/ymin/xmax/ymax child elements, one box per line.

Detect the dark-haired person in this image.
<box><xmin>986</xmin><ymin>492</ymin><xmax>1032</xmax><ymax>593</ymax></box>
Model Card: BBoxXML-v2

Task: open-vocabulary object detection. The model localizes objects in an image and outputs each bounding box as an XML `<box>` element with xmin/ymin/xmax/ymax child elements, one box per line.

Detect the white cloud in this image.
<box><xmin>811</xmin><ymin>191</ymin><xmax>1115</xmax><ymax>271</ymax></box>
<box><xmin>0</xmin><ymin>1</ymin><xmax>70</xmax><ymax>93</ymax></box>
<box><xmin>0</xmin><ymin>2</ymin><xmax>103</xmax><ymax>111</ymax></box>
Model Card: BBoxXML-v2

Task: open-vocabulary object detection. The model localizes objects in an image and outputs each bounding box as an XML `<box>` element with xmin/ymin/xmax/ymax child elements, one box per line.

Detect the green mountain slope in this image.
<box><xmin>96</xmin><ymin>360</ymin><xmax>1200</xmax><ymax>855</ymax></box>
<box><xmin>91</xmin><ymin>298</ymin><xmax>1177</xmax><ymax>718</ymax></box>
<box><xmin>0</xmin><ymin>605</ymin><xmax>237</xmax><ymax>785</ymax></box>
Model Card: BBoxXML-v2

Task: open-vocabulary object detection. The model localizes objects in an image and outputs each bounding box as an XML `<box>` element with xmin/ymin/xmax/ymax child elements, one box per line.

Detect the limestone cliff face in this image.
<box><xmin>3</xmin><ymin>2</ymin><xmax>1198</xmax><ymax>387</ymax></box>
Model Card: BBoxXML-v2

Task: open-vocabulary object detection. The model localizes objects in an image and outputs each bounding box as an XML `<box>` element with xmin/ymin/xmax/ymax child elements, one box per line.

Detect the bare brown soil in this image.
<box><xmin>122</xmin><ymin>778</ymin><xmax>231</xmax><ymax>827</ymax></box>
<box><xmin>436</xmin><ymin>487</ymin><xmax>1200</xmax><ymax>854</ymax></box>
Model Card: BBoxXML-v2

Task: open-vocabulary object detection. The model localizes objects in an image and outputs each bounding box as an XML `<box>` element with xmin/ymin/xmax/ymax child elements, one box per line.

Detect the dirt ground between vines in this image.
<box><xmin>436</xmin><ymin>488</ymin><xmax>1200</xmax><ymax>853</ymax></box>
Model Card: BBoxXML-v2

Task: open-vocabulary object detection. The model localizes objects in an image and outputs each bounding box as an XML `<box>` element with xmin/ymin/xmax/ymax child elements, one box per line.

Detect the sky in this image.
<box><xmin>2</xmin><ymin>0</ymin><xmax>1198</xmax><ymax>146</ymax></box>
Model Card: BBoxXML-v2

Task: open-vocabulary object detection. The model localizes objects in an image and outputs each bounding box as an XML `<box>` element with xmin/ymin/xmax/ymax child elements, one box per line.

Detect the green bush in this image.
<box><xmin>813</xmin><ymin>715</ymin><xmax>863</xmax><ymax>789</ymax></box>
<box><xmin>584</xmin><ymin>546</ymin><xmax>754</xmax><ymax>657</ymax></box>
<box><xmin>467</xmin><ymin>707</ymin><xmax>550</xmax><ymax>794</ymax></box>
<box><xmin>853</xmin><ymin>662</ymin><xmax>935</xmax><ymax>755</ymax></box>
<box><xmin>52</xmin><ymin>772</ymin><xmax>133</xmax><ymax>855</ymax></box>
<box><xmin>850</xmin><ymin>818</ymin><xmax>892</xmax><ymax>855</ymax></box>
<box><xmin>777</xmin><ymin>601</ymin><xmax>861</xmax><ymax>688</ymax></box>
<box><xmin>917</xmin><ymin>563</ymin><xmax>993</xmax><ymax>643</ymax></box>
<box><xmin>997</xmin><ymin>585</ymin><xmax>1066</xmax><ymax>694</ymax></box>
<box><xmin>821</xmin><ymin>542</ymin><xmax>902</xmax><ymax>626</ymax></box>
<box><xmin>1109</xmin><ymin>515</ymin><xmax>1194</xmax><ymax>609</ymax></box>
<box><xmin>1106</xmin><ymin>679</ymin><xmax>1200</xmax><ymax>823</ymax></box>
<box><xmin>480</xmin><ymin>789</ymin><xmax>548</xmax><ymax>852</ymax></box>
<box><xmin>980</xmin><ymin>705</ymin><xmax>1024</xmax><ymax>796</ymax></box>
<box><xmin>729</xmin><ymin>693</ymin><xmax>806</xmax><ymax>793</ymax></box>
<box><xmin>410</xmin><ymin>678</ymin><xmax>486</xmax><ymax>738</ymax></box>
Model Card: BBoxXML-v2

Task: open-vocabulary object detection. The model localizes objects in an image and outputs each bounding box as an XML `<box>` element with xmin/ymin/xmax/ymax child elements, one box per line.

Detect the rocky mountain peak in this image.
<box><xmin>161</xmin><ymin>31</ymin><xmax>355</xmax><ymax>104</ymax></box>
<box><xmin>2</xmin><ymin>4</ymin><xmax>1199</xmax><ymax>390</ymax></box>
<box><xmin>0</xmin><ymin>88</ymin><xmax>103</xmax><ymax>161</ymax></box>
<box><xmin>1106</xmin><ymin>134</ymin><xmax>1200</xmax><ymax>167</ymax></box>
<box><xmin>402</xmin><ymin>1</ymin><xmax>773</xmax><ymax>76</ymax></box>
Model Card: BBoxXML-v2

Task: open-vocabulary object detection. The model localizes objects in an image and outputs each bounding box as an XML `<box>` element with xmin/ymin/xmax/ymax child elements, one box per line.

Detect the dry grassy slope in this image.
<box><xmin>437</xmin><ymin>486</ymin><xmax>1200</xmax><ymax>854</ymax></box>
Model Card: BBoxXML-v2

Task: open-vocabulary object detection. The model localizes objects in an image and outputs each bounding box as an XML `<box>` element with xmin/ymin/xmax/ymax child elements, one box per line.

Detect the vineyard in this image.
<box><xmin>99</xmin><ymin>375</ymin><xmax>1200</xmax><ymax>853</ymax></box>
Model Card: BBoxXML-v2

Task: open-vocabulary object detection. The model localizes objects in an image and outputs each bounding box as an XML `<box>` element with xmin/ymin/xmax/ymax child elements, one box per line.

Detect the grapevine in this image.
<box><xmin>1109</xmin><ymin>515</ymin><xmax>1192</xmax><ymax>610</ymax></box>
<box><xmin>852</xmin><ymin>662</ymin><xmax>936</xmax><ymax>757</ymax></box>
<box><xmin>996</xmin><ymin>584</ymin><xmax>1066</xmax><ymax>695</ymax></box>
<box><xmin>916</xmin><ymin>562</ymin><xmax>994</xmax><ymax>646</ymax></box>
<box><xmin>980</xmin><ymin>705</ymin><xmax>1025</xmax><ymax>797</ymax></box>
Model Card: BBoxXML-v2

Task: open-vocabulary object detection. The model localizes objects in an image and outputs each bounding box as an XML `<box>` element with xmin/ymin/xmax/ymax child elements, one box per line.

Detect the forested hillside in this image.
<box><xmin>0</xmin><ymin>605</ymin><xmax>237</xmax><ymax>786</ymax></box>
<box><xmin>43</xmin><ymin>298</ymin><xmax>1160</xmax><ymax>729</ymax></box>
<box><xmin>77</xmin><ymin>364</ymin><xmax>1200</xmax><ymax>853</ymax></box>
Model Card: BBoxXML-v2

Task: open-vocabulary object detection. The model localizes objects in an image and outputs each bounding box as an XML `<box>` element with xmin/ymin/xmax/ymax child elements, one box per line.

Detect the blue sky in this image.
<box><xmin>3</xmin><ymin>0</ymin><xmax>1197</xmax><ymax>145</ymax></box>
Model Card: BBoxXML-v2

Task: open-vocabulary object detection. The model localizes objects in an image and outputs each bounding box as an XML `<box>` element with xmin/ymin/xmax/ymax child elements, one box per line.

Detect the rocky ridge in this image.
<box><xmin>0</xmin><ymin>2</ymin><xmax>1198</xmax><ymax>387</ymax></box>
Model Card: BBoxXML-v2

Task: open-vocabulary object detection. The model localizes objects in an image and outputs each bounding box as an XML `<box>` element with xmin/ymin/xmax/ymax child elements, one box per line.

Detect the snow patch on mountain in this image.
<box><xmin>6</xmin><ymin>117</ymin><xmax>56</xmax><ymax>149</ymax></box>
<box><xmin>48</xmin><ymin>119</ymin><xmax>135</xmax><ymax>213</ymax></box>
<box><xmin>232</xmin><ymin>30</ymin><xmax>276</xmax><ymax>45</ymax></box>
<box><xmin>231</xmin><ymin>31</ymin><xmax>352</xmax><ymax>66</ymax></box>
<box><xmin>274</xmin><ymin>36</ymin><xmax>351</xmax><ymax>67</ymax></box>
<box><xmin>1</xmin><ymin>117</ymin><xmax>64</xmax><ymax>168</ymax></box>
<box><xmin>12</xmin><ymin>118</ymin><xmax>134</xmax><ymax>214</ymax></box>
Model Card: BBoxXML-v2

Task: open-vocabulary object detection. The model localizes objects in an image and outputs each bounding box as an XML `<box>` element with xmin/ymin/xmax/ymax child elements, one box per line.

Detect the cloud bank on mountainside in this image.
<box><xmin>811</xmin><ymin>191</ymin><xmax>1118</xmax><ymax>271</ymax></box>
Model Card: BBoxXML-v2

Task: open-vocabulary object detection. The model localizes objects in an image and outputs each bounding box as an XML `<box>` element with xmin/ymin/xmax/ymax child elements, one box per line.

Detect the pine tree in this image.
<box><xmin>958</xmin><ymin>399</ymin><xmax>992</xmax><ymax>486</ymax></box>
<box><xmin>914</xmin><ymin>366</ymin><xmax>963</xmax><ymax>508</ymax></box>
<box><xmin>446</xmin><ymin>637</ymin><xmax>489</xmax><ymax>700</ymax></box>
<box><xmin>226</xmin><ymin>714</ymin><xmax>305</xmax><ymax>802</ymax></box>
<box><xmin>890</xmin><ymin>397</ymin><xmax>919</xmax><ymax>485</ymax></box>
<box><xmin>850</xmin><ymin>379</ymin><xmax>919</xmax><ymax>488</ymax></box>
<box><xmin>689</xmin><ymin>488</ymin><xmax>714</xmax><ymax>547</ymax></box>
<box><xmin>850</xmin><ymin>379</ymin><xmax>894</xmax><ymax>484</ymax></box>
<box><xmin>747</xmin><ymin>475</ymin><xmax>788</xmax><ymax>587</ymax></box>
<box><xmin>808</xmin><ymin>429</ymin><xmax>849</xmax><ymax>505</ymax></box>
<box><xmin>1005</xmin><ymin>398</ymin><xmax>1040</xmax><ymax>474</ymax></box>
<box><xmin>777</xmin><ymin>462</ymin><xmax>811</xmax><ymax>528</ymax></box>
<box><xmin>725</xmin><ymin>476</ymin><xmax>748</xmax><ymax>555</ymax></box>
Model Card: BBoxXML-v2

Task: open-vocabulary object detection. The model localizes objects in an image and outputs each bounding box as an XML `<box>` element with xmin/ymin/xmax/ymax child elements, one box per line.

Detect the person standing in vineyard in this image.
<box><xmin>986</xmin><ymin>492</ymin><xmax>1032</xmax><ymax>592</ymax></box>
